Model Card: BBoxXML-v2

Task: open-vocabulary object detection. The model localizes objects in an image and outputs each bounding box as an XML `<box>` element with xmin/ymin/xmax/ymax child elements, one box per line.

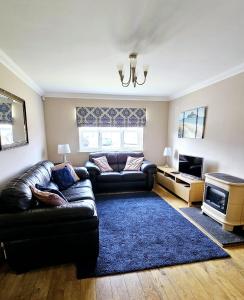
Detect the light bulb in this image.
<box><xmin>117</xmin><ymin>64</ymin><xmax>123</xmax><ymax>72</ymax></box>
<box><xmin>130</xmin><ymin>57</ymin><xmax>137</xmax><ymax>68</ymax></box>
<box><xmin>143</xmin><ymin>65</ymin><xmax>149</xmax><ymax>72</ymax></box>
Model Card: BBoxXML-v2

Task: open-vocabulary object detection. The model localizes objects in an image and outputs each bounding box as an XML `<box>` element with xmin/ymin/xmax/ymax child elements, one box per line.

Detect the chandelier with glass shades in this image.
<box><xmin>117</xmin><ymin>53</ymin><xmax>149</xmax><ymax>87</ymax></box>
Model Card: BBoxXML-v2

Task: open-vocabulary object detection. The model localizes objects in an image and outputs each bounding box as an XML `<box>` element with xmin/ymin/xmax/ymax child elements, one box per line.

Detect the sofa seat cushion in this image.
<box><xmin>97</xmin><ymin>172</ymin><xmax>122</xmax><ymax>183</ymax></box>
<box><xmin>0</xmin><ymin>200</ymin><xmax>95</xmax><ymax>227</ymax></box>
<box><xmin>0</xmin><ymin>200</ymin><xmax>98</xmax><ymax>241</ymax></box>
<box><xmin>71</xmin><ymin>179</ymin><xmax>92</xmax><ymax>189</ymax></box>
<box><xmin>120</xmin><ymin>171</ymin><xmax>147</xmax><ymax>181</ymax></box>
<box><xmin>62</xmin><ymin>186</ymin><xmax>94</xmax><ymax>202</ymax></box>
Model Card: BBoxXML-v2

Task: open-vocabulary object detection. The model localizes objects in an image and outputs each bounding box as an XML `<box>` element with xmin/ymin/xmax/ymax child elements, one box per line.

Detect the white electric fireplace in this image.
<box><xmin>201</xmin><ymin>173</ymin><xmax>244</xmax><ymax>231</ymax></box>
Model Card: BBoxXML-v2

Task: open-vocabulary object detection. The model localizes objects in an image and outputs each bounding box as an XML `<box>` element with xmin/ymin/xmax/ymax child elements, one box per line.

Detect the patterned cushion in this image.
<box><xmin>52</xmin><ymin>162</ymin><xmax>80</xmax><ymax>182</ymax></box>
<box><xmin>123</xmin><ymin>156</ymin><xmax>144</xmax><ymax>171</ymax></box>
<box><xmin>30</xmin><ymin>186</ymin><xmax>68</xmax><ymax>206</ymax></box>
<box><xmin>93</xmin><ymin>156</ymin><xmax>113</xmax><ymax>172</ymax></box>
<box><xmin>35</xmin><ymin>184</ymin><xmax>67</xmax><ymax>201</ymax></box>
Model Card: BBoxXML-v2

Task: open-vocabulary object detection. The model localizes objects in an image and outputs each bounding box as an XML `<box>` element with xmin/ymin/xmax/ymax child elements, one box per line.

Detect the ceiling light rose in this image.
<box><xmin>117</xmin><ymin>53</ymin><xmax>148</xmax><ymax>88</ymax></box>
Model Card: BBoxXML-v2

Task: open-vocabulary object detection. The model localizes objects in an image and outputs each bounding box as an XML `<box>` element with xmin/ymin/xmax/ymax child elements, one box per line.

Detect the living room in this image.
<box><xmin>1</xmin><ymin>0</ymin><xmax>244</xmax><ymax>299</ymax></box>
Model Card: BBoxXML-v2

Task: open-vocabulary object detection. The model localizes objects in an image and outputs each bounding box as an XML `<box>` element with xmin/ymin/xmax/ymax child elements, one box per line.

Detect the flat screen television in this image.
<box><xmin>178</xmin><ymin>154</ymin><xmax>203</xmax><ymax>179</ymax></box>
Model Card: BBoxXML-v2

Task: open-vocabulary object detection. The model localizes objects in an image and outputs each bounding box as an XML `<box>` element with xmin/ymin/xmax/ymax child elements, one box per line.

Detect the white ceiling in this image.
<box><xmin>1</xmin><ymin>0</ymin><xmax>244</xmax><ymax>98</ymax></box>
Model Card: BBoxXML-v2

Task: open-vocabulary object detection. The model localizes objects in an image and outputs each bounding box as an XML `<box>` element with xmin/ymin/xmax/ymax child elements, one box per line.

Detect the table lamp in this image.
<box><xmin>163</xmin><ymin>147</ymin><xmax>172</xmax><ymax>167</ymax></box>
<box><xmin>58</xmin><ymin>144</ymin><xmax>71</xmax><ymax>162</ymax></box>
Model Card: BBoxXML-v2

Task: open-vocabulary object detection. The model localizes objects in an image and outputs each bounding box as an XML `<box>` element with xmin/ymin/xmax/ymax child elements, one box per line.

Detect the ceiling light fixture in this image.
<box><xmin>117</xmin><ymin>53</ymin><xmax>148</xmax><ymax>88</ymax></box>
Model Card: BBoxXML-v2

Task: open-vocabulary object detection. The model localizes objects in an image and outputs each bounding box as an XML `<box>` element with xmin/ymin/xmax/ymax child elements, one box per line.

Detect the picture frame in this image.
<box><xmin>178</xmin><ymin>106</ymin><xmax>207</xmax><ymax>139</ymax></box>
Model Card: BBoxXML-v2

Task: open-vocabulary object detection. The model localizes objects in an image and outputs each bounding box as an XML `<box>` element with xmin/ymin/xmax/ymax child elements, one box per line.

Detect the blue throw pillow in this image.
<box><xmin>35</xmin><ymin>184</ymin><xmax>67</xmax><ymax>201</ymax></box>
<box><xmin>51</xmin><ymin>166</ymin><xmax>75</xmax><ymax>190</ymax></box>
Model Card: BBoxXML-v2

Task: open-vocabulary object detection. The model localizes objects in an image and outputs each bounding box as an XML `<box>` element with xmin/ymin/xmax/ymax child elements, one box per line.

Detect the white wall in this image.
<box><xmin>44</xmin><ymin>98</ymin><xmax>169</xmax><ymax>166</ymax></box>
<box><xmin>0</xmin><ymin>63</ymin><xmax>47</xmax><ymax>187</ymax></box>
<box><xmin>168</xmin><ymin>72</ymin><xmax>244</xmax><ymax>178</ymax></box>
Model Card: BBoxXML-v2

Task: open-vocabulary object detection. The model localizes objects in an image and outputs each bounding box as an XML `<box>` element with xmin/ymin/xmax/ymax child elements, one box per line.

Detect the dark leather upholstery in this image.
<box><xmin>0</xmin><ymin>160</ymin><xmax>99</xmax><ymax>272</ymax></box>
<box><xmin>86</xmin><ymin>152</ymin><xmax>156</xmax><ymax>193</ymax></box>
<box><xmin>141</xmin><ymin>160</ymin><xmax>157</xmax><ymax>173</ymax></box>
<box><xmin>0</xmin><ymin>160</ymin><xmax>54</xmax><ymax>212</ymax></box>
<box><xmin>73</xmin><ymin>167</ymin><xmax>90</xmax><ymax>180</ymax></box>
<box><xmin>120</xmin><ymin>171</ymin><xmax>146</xmax><ymax>181</ymax></box>
<box><xmin>63</xmin><ymin>186</ymin><xmax>94</xmax><ymax>202</ymax></box>
<box><xmin>0</xmin><ymin>201</ymin><xmax>95</xmax><ymax>228</ymax></box>
<box><xmin>97</xmin><ymin>172</ymin><xmax>121</xmax><ymax>182</ymax></box>
<box><xmin>85</xmin><ymin>161</ymin><xmax>101</xmax><ymax>175</ymax></box>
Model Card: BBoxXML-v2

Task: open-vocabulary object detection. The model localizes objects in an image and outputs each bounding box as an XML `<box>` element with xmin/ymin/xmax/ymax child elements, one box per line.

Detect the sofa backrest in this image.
<box><xmin>0</xmin><ymin>160</ymin><xmax>54</xmax><ymax>213</ymax></box>
<box><xmin>89</xmin><ymin>152</ymin><xmax>144</xmax><ymax>172</ymax></box>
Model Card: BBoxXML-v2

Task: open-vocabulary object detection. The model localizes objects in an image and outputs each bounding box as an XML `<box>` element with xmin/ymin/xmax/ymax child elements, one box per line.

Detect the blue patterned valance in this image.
<box><xmin>76</xmin><ymin>107</ymin><xmax>146</xmax><ymax>127</ymax></box>
<box><xmin>0</xmin><ymin>103</ymin><xmax>12</xmax><ymax>124</ymax></box>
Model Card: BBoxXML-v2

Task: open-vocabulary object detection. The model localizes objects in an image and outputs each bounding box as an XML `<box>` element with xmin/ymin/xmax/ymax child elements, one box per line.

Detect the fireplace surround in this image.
<box><xmin>201</xmin><ymin>173</ymin><xmax>244</xmax><ymax>231</ymax></box>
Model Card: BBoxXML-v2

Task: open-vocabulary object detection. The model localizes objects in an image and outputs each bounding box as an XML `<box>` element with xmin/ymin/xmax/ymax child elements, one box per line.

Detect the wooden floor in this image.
<box><xmin>1</xmin><ymin>185</ymin><xmax>244</xmax><ymax>300</ymax></box>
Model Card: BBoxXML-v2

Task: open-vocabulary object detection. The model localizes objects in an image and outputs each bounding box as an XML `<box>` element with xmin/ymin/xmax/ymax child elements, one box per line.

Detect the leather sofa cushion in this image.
<box><xmin>21</xmin><ymin>161</ymin><xmax>54</xmax><ymax>187</ymax></box>
<box><xmin>62</xmin><ymin>186</ymin><xmax>94</xmax><ymax>202</ymax></box>
<box><xmin>0</xmin><ymin>217</ymin><xmax>98</xmax><ymax>241</ymax></box>
<box><xmin>120</xmin><ymin>171</ymin><xmax>147</xmax><ymax>181</ymax></box>
<box><xmin>0</xmin><ymin>160</ymin><xmax>54</xmax><ymax>212</ymax></box>
<box><xmin>72</xmin><ymin>179</ymin><xmax>92</xmax><ymax>189</ymax></box>
<box><xmin>0</xmin><ymin>200</ymin><xmax>96</xmax><ymax>228</ymax></box>
<box><xmin>0</xmin><ymin>200</ymin><xmax>98</xmax><ymax>241</ymax></box>
<box><xmin>96</xmin><ymin>181</ymin><xmax>146</xmax><ymax>192</ymax></box>
<box><xmin>46</xmin><ymin>181</ymin><xmax>59</xmax><ymax>190</ymax></box>
<box><xmin>97</xmin><ymin>172</ymin><xmax>122</xmax><ymax>182</ymax></box>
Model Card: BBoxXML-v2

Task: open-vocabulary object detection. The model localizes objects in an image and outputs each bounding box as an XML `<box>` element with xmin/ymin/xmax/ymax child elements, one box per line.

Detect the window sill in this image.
<box><xmin>79</xmin><ymin>148</ymin><xmax>143</xmax><ymax>153</ymax></box>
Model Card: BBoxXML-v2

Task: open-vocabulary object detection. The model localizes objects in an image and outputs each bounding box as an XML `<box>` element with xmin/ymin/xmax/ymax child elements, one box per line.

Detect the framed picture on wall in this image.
<box><xmin>196</xmin><ymin>106</ymin><xmax>207</xmax><ymax>138</ymax></box>
<box><xmin>183</xmin><ymin>108</ymin><xmax>198</xmax><ymax>138</ymax></box>
<box><xmin>178</xmin><ymin>106</ymin><xmax>207</xmax><ymax>139</ymax></box>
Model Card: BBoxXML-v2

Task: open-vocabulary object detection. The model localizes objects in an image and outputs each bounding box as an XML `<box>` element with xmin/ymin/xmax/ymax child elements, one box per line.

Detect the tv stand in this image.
<box><xmin>181</xmin><ymin>173</ymin><xmax>200</xmax><ymax>180</ymax></box>
<box><xmin>156</xmin><ymin>166</ymin><xmax>204</xmax><ymax>206</ymax></box>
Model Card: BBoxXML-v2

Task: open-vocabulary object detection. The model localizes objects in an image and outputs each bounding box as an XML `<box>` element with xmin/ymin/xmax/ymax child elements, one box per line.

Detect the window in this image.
<box><xmin>0</xmin><ymin>124</ymin><xmax>13</xmax><ymax>145</ymax></box>
<box><xmin>79</xmin><ymin>127</ymin><xmax>143</xmax><ymax>152</ymax></box>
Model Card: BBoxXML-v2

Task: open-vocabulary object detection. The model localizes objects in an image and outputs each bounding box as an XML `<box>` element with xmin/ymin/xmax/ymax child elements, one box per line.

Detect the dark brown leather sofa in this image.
<box><xmin>0</xmin><ymin>160</ymin><xmax>99</xmax><ymax>272</ymax></box>
<box><xmin>85</xmin><ymin>152</ymin><xmax>157</xmax><ymax>193</ymax></box>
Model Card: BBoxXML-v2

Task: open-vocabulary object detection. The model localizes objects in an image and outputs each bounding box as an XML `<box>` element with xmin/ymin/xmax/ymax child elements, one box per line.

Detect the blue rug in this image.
<box><xmin>76</xmin><ymin>192</ymin><xmax>229</xmax><ymax>278</ymax></box>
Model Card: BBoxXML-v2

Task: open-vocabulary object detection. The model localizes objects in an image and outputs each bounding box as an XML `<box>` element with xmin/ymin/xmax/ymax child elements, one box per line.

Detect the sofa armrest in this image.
<box><xmin>85</xmin><ymin>161</ymin><xmax>101</xmax><ymax>176</ymax></box>
<box><xmin>74</xmin><ymin>167</ymin><xmax>89</xmax><ymax>180</ymax></box>
<box><xmin>0</xmin><ymin>200</ymin><xmax>95</xmax><ymax>229</ymax></box>
<box><xmin>141</xmin><ymin>160</ymin><xmax>157</xmax><ymax>173</ymax></box>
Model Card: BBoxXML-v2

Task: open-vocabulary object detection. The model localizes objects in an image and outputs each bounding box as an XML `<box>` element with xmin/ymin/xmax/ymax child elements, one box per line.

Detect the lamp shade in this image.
<box><xmin>58</xmin><ymin>144</ymin><xmax>71</xmax><ymax>154</ymax></box>
<box><xmin>163</xmin><ymin>147</ymin><xmax>172</xmax><ymax>157</ymax></box>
